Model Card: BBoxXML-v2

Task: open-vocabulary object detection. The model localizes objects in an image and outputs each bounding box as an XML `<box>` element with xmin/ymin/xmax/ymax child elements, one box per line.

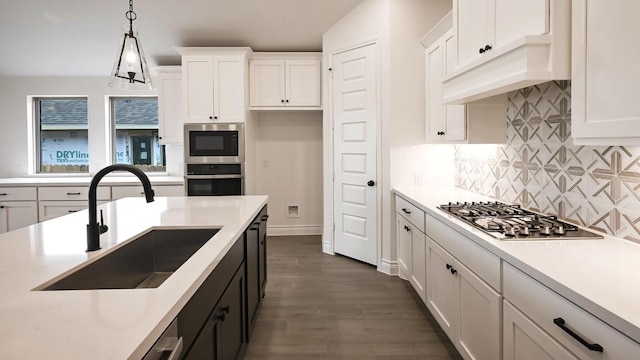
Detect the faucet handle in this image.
<box><xmin>99</xmin><ymin>209</ymin><xmax>109</xmax><ymax>234</ymax></box>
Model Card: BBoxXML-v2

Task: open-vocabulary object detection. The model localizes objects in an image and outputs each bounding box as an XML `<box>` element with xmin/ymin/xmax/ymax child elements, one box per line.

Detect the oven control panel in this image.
<box><xmin>186</xmin><ymin>163</ymin><xmax>242</xmax><ymax>175</ymax></box>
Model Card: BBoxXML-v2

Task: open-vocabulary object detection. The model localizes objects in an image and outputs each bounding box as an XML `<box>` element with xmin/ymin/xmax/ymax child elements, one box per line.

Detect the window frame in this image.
<box><xmin>109</xmin><ymin>96</ymin><xmax>165</xmax><ymax>173</ymax></box>
<box><xmin>33</xmin><ymin>96</ymin><xmax>89</xmax><ymax>174</ymax></box>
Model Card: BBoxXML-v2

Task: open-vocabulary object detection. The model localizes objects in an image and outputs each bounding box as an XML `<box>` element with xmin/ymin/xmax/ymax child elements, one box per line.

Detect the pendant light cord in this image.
<box><xmin>125</xmin><ymin>0</ymin><xmax>137</xmax><ymax>36</ymax></box>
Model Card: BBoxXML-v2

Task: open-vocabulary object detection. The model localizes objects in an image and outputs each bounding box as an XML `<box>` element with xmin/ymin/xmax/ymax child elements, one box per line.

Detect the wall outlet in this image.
<box><xmin>286</xmin><ymin>204</ymin><xmax>300</xmax><ymax>218</ymax></box>
<box><xmin>414</xmin><ymin>173</ymin><xmax>424</xmax><ymax>186</ymax></box>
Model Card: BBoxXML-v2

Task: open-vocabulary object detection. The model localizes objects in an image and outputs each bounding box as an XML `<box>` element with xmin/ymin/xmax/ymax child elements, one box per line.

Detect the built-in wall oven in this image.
<box><xmin>184</xmin><ymin>123</ymin><xmax>245</xmax><ymax>196</ymax></box>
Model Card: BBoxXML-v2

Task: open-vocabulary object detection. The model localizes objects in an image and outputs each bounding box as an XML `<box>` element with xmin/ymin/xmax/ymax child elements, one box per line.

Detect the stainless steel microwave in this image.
<box><xmin>184</xmin><ymin>123</ymin><xmax>245</xmax><ymax>164</ymax></box>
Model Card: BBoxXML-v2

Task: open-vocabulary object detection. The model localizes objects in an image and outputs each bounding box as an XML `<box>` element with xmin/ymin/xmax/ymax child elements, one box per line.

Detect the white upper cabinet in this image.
<box><xmin>155</xmin><ymin>66</ymin><xmax>183</xmax><ymax>144</ymax></box>
<box><xmin>443</xmin><ymin>0</ymin><xmax>570</xmax><ymax>104</ymax></box>
<box><xmin>250</xmin><ymin>53</ymin><xmax>321</xmax><ymax>110</ymax></box>
<box><xmin>177</xmin><ymin>48</ymin><xmax>251</xmax><ymax>123</ymax></box>
<box><xmin>422</xmin><ymin>14</ymin><xmax>507</xmax><ymax>144</ymax></box>
<box><xmin>572</xmin><ymin>0</ymin><xmax>640</xmax><ymax>145</ymax></box>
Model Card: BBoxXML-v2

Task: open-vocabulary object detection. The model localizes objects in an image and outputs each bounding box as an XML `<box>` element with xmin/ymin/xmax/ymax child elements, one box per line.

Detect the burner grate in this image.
<box><xmin>437</xmin><ymin>201</ymin><xmax>602</xmax><ymax>240</ymax></box>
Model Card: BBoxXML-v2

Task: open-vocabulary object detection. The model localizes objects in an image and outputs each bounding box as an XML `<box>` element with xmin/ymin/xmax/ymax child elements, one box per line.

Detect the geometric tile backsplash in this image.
<box><xmin>455</xmin><ymin>81</ymin><xmax>640</xmax><ymax>243</ymax></box>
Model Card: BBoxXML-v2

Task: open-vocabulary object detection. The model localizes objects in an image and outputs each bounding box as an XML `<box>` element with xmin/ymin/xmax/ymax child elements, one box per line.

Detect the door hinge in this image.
<box><xmin>333</xmin><ymin>222</ymin><xmax>335</xmax><ymax>232</ymax></box>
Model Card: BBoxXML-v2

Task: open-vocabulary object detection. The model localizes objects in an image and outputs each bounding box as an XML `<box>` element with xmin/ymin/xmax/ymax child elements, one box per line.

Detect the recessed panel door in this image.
<box><xmin>332</xmin><ymin>44</ymin><xmax>378</xmax><ymax>265</ymax></box>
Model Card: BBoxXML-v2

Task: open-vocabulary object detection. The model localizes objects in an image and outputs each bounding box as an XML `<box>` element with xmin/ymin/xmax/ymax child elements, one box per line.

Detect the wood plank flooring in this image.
<box><xmin>243</xmin><ymin>235</ymin><xmax>462</xmax><ymax>360</ymax></box>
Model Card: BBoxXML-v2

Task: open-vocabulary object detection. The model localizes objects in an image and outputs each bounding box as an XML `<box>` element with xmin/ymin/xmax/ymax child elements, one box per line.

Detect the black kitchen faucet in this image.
<box><xmin>86</xmin><ymin>164</ymin><xmax>154</xmax><ymax>251</ymax></box>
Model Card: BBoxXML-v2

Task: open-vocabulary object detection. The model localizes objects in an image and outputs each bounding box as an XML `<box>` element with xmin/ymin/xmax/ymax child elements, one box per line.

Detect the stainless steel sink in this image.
<box><xmin>37</xmin><ymin>228</ymin><xmax>219</xmax><ymax>291</ymax></box>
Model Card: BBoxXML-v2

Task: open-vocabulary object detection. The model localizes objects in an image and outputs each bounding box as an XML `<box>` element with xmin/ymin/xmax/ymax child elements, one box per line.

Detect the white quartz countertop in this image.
<box><xmin>0</xmin><ymin>176</ymin><xmax>184</xmax><ymax>186</ymax></box>
<box><xmin>394</xmin><ymin>186</ymin><xmax>640</xmax><ymax>345</ymax></box>
<box><xmin>0</xmin><ymin>195</ymin><xmax>267</xmax><ymax>359</ymax></box>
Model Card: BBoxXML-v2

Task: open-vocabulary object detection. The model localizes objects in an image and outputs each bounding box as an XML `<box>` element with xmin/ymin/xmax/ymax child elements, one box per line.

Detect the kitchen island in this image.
<box><xmin>0</xmin><ymin>195</ymin><xmax>268</xmax><ymax>359</ymax></box>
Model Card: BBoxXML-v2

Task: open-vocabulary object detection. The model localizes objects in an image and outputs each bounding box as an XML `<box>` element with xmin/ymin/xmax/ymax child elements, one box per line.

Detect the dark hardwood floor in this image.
<box><xmin>243</xmin><ymin>235</ymin><xmax>462</xmax><ymax>360</ymax></box>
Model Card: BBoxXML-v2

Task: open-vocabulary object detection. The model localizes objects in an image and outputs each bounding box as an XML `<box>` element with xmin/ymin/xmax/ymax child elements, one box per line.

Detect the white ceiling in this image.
<box><xmin>0</xmin><ymin>0</ymin><xmax>362</xmax><ymax>77</ymax></box>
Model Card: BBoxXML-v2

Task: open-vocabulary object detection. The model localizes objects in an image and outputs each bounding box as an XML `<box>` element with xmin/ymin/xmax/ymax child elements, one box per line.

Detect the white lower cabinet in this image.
<box><xmin>0</xmin><ymin>201</ymin><xmax>38</xmax><ymax>233</ymax></box>
<box><xmin>503</xmin><ymin>300</ymin><xmax>578</xmax><ymax>360</ymax></box>
<box><xmin>427</xmin><ymin>237</ymin><xmax>502</xmax><ymax>360</ymax></box>
<box><xmin>38</xmin><ymin>201</ymin><xmax>108</xmax><ymax>222</ymax></box>
<box><xmin>0</xmin><ymin>187</ymin><xmax>38</xmax><ymax>233</ymax></box>
<box><xmin>396</xmin><ymin>216</ymin><xmax>412</xmax><ymax>281</ymax></box>
<box><xmin>111</xmin><ymin>185</ymin><xmax>184</xmax><ymax>200</ymax></box>
<box><xmin>395</xmin><ymin>195</ymin><xmax>427</xmax><ymax>301</ymax></box>
<box><xmin>504</xmin><ymin>262</ymin><xmax>640</xmax><ymax>359</ymax></box>
<box><xmin>409</xmin><ymin>228</ymin><xmax>426</xmax><ymax>301</ymax></box>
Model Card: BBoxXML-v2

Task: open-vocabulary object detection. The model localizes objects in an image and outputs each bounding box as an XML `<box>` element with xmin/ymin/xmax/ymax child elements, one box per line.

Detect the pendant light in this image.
<box><xmin>108</xmin><ymin>0</ymin><xmax>153</xmax><ymax>90</ymax></box>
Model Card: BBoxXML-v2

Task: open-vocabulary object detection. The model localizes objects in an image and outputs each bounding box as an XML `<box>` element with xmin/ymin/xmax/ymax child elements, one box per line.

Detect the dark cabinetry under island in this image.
<box><xmin>176</xmin><ymin>205</ymin><xmax>268</xmax><ymax>360</ymax></box>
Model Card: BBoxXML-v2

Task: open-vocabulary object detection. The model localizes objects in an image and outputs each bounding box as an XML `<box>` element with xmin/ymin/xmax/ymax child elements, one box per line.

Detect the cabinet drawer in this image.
<box><xmin>0</xmin><ymin>187</ymin><xmax>37</xmax><ymax>201</ymax></box>
<box><xmin>425</xmin><ymin>212</ymin><xmax>501</xmax><ymax>291</ymax></box>
<box><xmin>395</xmin><ymin>195</ymin><xmax>425</xmax><ymax>232</ymax></box>
<box><xmin>504</xmin><ymin>262</ymin><xmax>640</xmax><ymax>359</ymax></box>
<box><xmin>38</xmin><ymin>186</ymin><xmax>110</xmax><ymax>201</ymax></box>
<box><xmin>112</xmin><ymin>185</ymin><xmax>184</xmax><ymax>200</ymax></box>
<box><xmin>39</xmin><ymin>200</ymin><xmax>108</xmax><ymax>222</ymax></box>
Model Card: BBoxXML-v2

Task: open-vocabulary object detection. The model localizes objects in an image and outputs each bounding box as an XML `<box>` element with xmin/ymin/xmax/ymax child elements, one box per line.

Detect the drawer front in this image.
<box><xmin>38</xmin><ymin>200</ymin><xmax>107</xmax><ymax>221</ymax></box>
<box><xmin>0</xmin><ymin>187</ymin><xmax>37</xmax><ymax>201</ymax></box>
<box><xmin>395</xmin><ymin>195</ymin><xmax>425</xmax><ymax>232</ymax></box>
<box><xmin>38</xmin><ymin>186</ymin><xmax>110</xmax><ymax>201</ymax></box>
<box><xmin>503</xmin><ymin>262</ymin><xmax>640</xmax><ymax>359</ymax></box>
<box><xmin>425</xmin><ymin>212</ymin><xmax>501</xmax><ymax>291</ymax></box>
<box><xmin>112</xmin><ymin>185</ymin><xmax>184</xmax><ymax>200</ymax></box>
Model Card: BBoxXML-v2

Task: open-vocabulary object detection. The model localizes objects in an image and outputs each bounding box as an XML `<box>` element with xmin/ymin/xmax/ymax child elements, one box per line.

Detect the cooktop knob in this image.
<box><xmin>554</xmin><ymin>225</ymin><xmax>565</xmax><ymax>235</ymax></box>
<box><xmin>520</xmin><ymin>226</ymin><xmax>530</xmax><ymax>236</ymax></box>
<box><xmin>540</xmin><ymin>226</ymin><xmax>551</xmax><ymax>235</ymax></box>
<box><xmin>504</xmin><ymin>226</ymin><xmax>516</xmax><ymax>236</ymax></box>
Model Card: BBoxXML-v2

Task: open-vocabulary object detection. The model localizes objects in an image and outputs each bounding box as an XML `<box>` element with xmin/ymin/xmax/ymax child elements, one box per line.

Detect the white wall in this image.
<box><xmin>322</xmin><ymin>0</ymin><xmax>454</xmax><ymax>274</ymax></box>
<box><xmin>0</xmin><ymin>76</ymin><xmax>183</xmax><ymax>177</ymax></box>
<box><xmin>254</xmin><ymin>111</ymin><xmax>323</xmax><ymax>235</ymax></box>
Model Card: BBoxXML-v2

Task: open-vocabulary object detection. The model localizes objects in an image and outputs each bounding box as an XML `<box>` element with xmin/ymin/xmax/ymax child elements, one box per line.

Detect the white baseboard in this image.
<box><xmin>378</xmin><ymin>259</ymin><xmax>398</xmax><ymax>276</ymax></box>
<box><xmin>267</xmin><ymin>225</ymin><xmax>323</xmax><ymax>236</ymax></box>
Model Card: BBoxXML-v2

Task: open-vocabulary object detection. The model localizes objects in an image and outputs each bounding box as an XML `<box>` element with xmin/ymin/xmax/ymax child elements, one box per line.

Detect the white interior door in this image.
<box><xmin>332</xmin><ymin>44</ymin><xmax>378</xmax><ymax>266</ymax></box>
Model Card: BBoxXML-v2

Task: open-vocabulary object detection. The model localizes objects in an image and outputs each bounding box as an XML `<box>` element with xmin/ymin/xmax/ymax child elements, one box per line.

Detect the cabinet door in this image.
<box><xmin>425</xmin><ymin>39</ymin><xmax>446</xmax><ymax>142</ymax></box>
<box><xmin>258</xmin><ymin>209</ymin><xmax>268</xmax><ymax>298</ymax></box>
<box><xmin>0</xmin><ymin>201</ymin><xmax>38</xmax><ymax>233</ymax></box>
<box><xmin>426</xmin><ymin>238</ymin><xmax>456</xmax><ymax>340</ymax></box>
<box><xmin>455</xmin><ymin>258</ymin><xmax>502</xmax><ymax>360</ymax></box>
<box><xmin>250</xmin><ymin>60</ymin><xmax>285</xmax><ymax>107</ymax></box>
<box><xmin>503</xmin><ymin>300</ymin><xmax>579</xmax><ymax>360</ymax></box>
<box><xmin>183</xmin><ymin>315</ymin><xmax>221</xmax><ymax>360</ymax></box>
<box><xmin>572</xmin><ymin>0</ymin><xmax>640</xmax><ymax>141</ymax></box>
<box><xmin>245</xmin><ymin>222</ymin><xmax>260</xmax><ymax>339</ymax></box>
<box><xmin>286</xmin><ymin>60</ymin><xmax>321</xmax><ymax>107</ymax></box>
<box><xmin>494</xmin><ymin>0</ymin><xmax>548</xmax><ymax>49</ymax></box>
<box><xmin>442</xmin><ymin>32</ymin><xmax>466</xmax><ymax>141</ymax></box>
<box><xmin>396</xmin><ymin>216</ymin><xmax>412</xmax><ymax>280</ymax></box>
<box><xmin>183</xmin><ymin>56</ymin><xmax>215</xmax><ymax>123</ymax></box>
<box><xmin>455</xmin><ymin>0</ymin><xmax>490</xmax><ymax>68</ymax></box>
<box><xmin>157</xmin><ymin>71</ymin><xmax>183</xmax><ymax>144</ymax></box>
<box><xmin>218</xmin><ymin>264</ymin><xmax>246</xmax><ymax>360</ymax></box>
<box><xmin>213</xmin><ymin>56</ymin><xmax>246</xmax><ymax>123</ymax></box>
<box><xmin>426</xmin><ymin>32</ymin><xmax>466</xmax><ymax>143</ymax></box>
<box><xmin>410</xmin><ymin>229</ymin><xmax>426</xmax><ymax>302</ymax></box>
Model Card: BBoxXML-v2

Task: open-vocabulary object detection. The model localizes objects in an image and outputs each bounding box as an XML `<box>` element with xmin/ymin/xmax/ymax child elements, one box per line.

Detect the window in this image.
<box><xmin>111</xmin><ymin>97</ymin><xmax>165</xmax><ymax>172</ymax></box>
<box><xmin>35</xmin><ymin>98</ymin><xmax>89</xmax><ymax>173</ymax></box>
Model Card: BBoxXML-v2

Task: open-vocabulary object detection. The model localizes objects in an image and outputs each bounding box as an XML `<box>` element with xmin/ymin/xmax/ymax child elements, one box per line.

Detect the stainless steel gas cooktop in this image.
<box><xmin>438</xmin><ymin>201</ymin><xmax>603</xmax><ymax>240</ymax></box>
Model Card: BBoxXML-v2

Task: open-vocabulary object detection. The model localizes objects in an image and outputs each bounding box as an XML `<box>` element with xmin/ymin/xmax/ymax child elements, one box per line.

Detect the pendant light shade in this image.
<box><xmin>108</xmin><ymin>0</ymin><xmax>153</xmax><ymax>90</ymax></box>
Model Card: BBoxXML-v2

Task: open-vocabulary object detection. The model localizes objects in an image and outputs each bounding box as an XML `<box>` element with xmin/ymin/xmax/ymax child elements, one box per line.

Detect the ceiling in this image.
<box><xmin>0</xmin><ymin>0</ymin><xmax>362</xmax><ymax>77</ymax></box>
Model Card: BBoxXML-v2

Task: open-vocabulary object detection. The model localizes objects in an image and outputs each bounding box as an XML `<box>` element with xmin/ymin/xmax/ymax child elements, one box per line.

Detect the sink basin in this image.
<box><xmin>37</xmin><ymin>228</ymin><xmax>219</xmax><ymax>291</ymax></box>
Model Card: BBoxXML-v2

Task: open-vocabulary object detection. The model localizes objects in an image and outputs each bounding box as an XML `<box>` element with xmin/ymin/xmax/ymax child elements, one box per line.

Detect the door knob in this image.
<box><xmin>367</xmin><ymin>180</ymin><xmax>375</xmax><ymax>187</ymax></box>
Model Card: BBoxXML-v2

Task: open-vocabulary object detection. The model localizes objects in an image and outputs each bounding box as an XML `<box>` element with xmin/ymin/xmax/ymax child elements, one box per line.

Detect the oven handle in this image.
<box><xmin>185</xmin><ymin>174</ymin><xmax>244</xmax><ymax>180</ymax></box>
